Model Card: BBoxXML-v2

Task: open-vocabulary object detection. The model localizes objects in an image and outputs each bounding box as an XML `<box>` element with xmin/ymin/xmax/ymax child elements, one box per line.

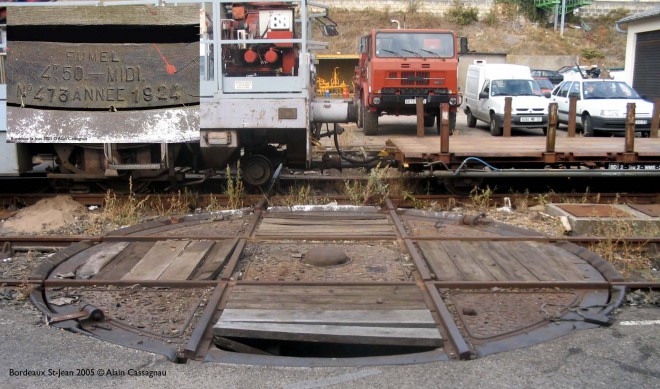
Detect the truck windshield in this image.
<box><xmin>491</xmin><ymin>79</ymin><xmax>544</xmax><ymax>97</ymax></box>
<box><xmin>375</xmin><ymin>32</ymin><xmax>454</xmax><ymax>58</ymax></box>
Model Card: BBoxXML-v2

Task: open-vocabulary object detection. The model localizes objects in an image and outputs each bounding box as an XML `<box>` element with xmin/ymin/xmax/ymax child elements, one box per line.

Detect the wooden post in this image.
<box><xmin>567</xmin><ymin>95</ymin><xmax>577</xmax><ymax>137</ymax></box>
<box><xmin>651</xmin><ymin>98</ymin><xmax>660</xmax><ymax>138</ymax></box>
<box><xmin>416</xmin><ymin>97</ymin><xmax>424</xmax><ymax>137</ymax></box>
<box><xmin>546</xmin><ymin>103</ymin><xmax>558</xmax><ymax>153</ymax></box>
<box><xmin>625</xmin><ymin>103</ymin><xmax>635</xmax><ymax>153</ymax></box>
<box><xmin>440</xmin><ymin>103</ymin><xmax>450</xmax><ymax>154</ymax></box>
<box><xmin>503</xmin><ymin>97</ymin><xmax>512</xmax><ymax>137</ymax></box>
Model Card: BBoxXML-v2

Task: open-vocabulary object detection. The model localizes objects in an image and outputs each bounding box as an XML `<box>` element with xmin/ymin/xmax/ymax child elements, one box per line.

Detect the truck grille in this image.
<box><xmin>386</xmin><ymin>71</ymin><xmax>431</xmax><ymax>86</ymax></box>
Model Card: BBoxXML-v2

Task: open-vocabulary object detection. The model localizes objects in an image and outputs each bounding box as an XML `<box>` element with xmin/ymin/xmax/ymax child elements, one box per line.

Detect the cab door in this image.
<box><xmin>474</xmin><ymin>79</ymin><xmax>491</xmax><ymax>121</ymax></box>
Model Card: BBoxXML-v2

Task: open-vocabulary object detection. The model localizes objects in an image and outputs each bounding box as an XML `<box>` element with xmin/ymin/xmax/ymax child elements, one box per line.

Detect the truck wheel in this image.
<box><xmin>466</xmin><ymin>109</ymin><xmax>477</xmax><ymax>128</ymax></box>
<box><xmin>364</xmin><ymin>110</ymin><xmax>379</xmax><ymax>135</ymax></box>
<box><xmin>489</xmin><ymin>114</ymin><xmax>503</xmax><ymax>136</ymax></box>
<box><xmin>424</xmin><ymin>115</ymin><xmax>435</xmax><ymax>127</ymax></box>
<box><xmin>581</xmin><ymin>114</ymin><xmax>594</xmax><ymax>137</ymax></box>
<box><xmin>356</xmin><ymin>98</ymin><xmax>364</xmax><ymax>128</ymax></box>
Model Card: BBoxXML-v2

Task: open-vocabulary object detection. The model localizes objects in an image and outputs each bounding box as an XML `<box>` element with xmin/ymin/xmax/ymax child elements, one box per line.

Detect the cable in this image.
<box><xmin>332</xmin><ymin>125</ymin><xmax>382</xmax><ymax>165</ymax></box>
<box><xmin>453</xmin><ymin>157</ymin><xmax>501</xmax><ymax>176</ymax></box>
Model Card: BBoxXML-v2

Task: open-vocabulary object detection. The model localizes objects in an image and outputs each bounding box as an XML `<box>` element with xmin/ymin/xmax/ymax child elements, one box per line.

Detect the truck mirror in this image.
<box><xmin>321</xmin><ymin>25</ymin><xmax>338</xmax><ymax>37</ymax></box>
<box><xmin>459</xmin><ymin>37</ymin><xmax>469</xmax><ymax>54</ymax></box>
<box><xmin>479</xmin><ymin>91</ymin><xmax>488</xmax><ymax>99</ymax></box>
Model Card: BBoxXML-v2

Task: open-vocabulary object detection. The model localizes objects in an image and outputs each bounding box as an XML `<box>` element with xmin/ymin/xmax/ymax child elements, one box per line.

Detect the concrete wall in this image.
<box><xmin>324</xmin><ymin>0</ymin><xmax>658</xmax><ymax>17</ymax></box>
<box><xmin>506</xmin><ymin>55</ymin><xmax>578</xmax><ymax>70</ymax></box>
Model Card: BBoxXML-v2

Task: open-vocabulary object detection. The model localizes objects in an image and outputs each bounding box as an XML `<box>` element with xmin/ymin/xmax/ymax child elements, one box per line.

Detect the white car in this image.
<box><xmin>549</xmin><ymin>79</ymin><xmax>654</xmax><ymax>136</ymax></box>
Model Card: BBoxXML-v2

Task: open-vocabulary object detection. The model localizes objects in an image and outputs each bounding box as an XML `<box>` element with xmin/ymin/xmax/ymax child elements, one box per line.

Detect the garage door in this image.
<box><xmin>633</xmin><ymin>29</ymin><xmax>660</xmax><ymax>100</ymax></box>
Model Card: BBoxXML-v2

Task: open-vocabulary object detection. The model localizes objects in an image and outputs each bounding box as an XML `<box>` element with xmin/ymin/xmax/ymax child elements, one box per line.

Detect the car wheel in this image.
<box><xmin>466</xmin><ymin>109</ymin><xmax>477</xmax><ymax>128</ymax></box>
<box><xmin>581</xmin><ymin>114</ymin><xmax>594</xmax><ymax>137</ymax></box>
<box><xmin>424</xmin><ymin>115</ymin><xmax>435</xmax><ymax>127</ymax></box>
<box><xmin>490</xmin><ymin>114</ymin><xmax>502</xmax><ymax>136</ymax></box>
<box><xmin>363</xmin><ymin>109</ymin><xmax>379</xmax><ymax>136</ymax></box>
<box><xmin>542</xmin><ymin>127</ymin><xmax>548</xmax><ymax>136</ymax></box>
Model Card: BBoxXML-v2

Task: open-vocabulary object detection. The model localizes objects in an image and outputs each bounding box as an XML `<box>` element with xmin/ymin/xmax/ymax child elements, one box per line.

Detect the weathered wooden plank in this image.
<box><xmin>219</xmin><ymin>309</ymin><xmax>436</xmax><ymax>328</ymax></box>
<box><xmin>121</xmin><ymin>240</ymin><xmax>189</xmax><ymax>281</ymax></box>
<box><xmin>75</xmin><ymin>242</ymin><xmax>130</xmax><ymax>279</ymax></box>
<box><xmin>226</xmin><ymin>285</ymin><xmax>428</xmax><ymax>310</ymax></box>
<box><xmin>418</xmin><ymin>241</ymin><xmax>465</xmax><ymax>281</ymax></box>
<box><xmin>8</xmin><ymin>5</ymin><xmax>199</xmax><ymax>26</ymax></box>
<box><xmin>260</xmin><ymin>218</ymin><xmax>391</xmax><ymax>225</ymax></box>
<box><xmin>192</xmin><ymin>239</ymin><xmax>238</xmax><ymax>280</ymax></box>
<box><xmin>461</xmin><ymin>241</ymin><xmax>514</xmax><ymax>281</ymax></box>
<box><xmin>438</xmin><ymin>241</ymin><xmax>495</xmax><ymax>281</ymax></box>
<box><xmin>8</xmin><ymin>41</ymin><xmax>198</xmax><ymax>109</ymax></box>
<box><xmin>526</xmin><ymin>241</ymin><xmax>585</xmax><ymax>281</ymax></box>
<box><xmin>213</xmin><ymin>322</ymin><xmax>442</xmax><ymax>347</ymax></box>
<box><xmin>6</xmin><ymin>106</ymin><xmax>199</xmax><ymax>144</ymax></box>
<box><xmin>388</xmin><ymin>136</ymin><xmax>660</xmax><ymax>159</ymax></box>
<box><xmin>501</xmin><ymin>241</ymin><xmax>568</xmax><ymax>281</ymax></box>
<box><xmin>158</xmin><ymin>241</ymin><xmax>215</xmax><ymax>281</ymax></box>
<box><xmin>263</xmin><ymin>212</ymin><xmax>385</xmax><ymax>220</ymax></box>
<box><xmin>477</xmin><ymin>241</ymin><xmax>538</xmax><ymax>281</ymax></box>
<box><xmin>93</xmin><ymin>242</ymin><xmax>154</xmax><ymax>280</ymax></box>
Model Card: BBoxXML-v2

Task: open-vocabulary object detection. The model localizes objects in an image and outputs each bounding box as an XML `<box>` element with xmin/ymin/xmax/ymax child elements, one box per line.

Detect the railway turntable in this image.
<box><xmin>29</xmin><ymin>201</ymin><xmax>625</xmax><ymax>366</ymax></box>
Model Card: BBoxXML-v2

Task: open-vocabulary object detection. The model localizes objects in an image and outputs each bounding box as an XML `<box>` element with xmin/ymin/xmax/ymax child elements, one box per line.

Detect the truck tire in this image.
<box><xmin>356</xmin><ymin>98</ymin><xmax>364</xmax><ymax>128</ymax></box>
<box><xmin>489</xmin><ymin>114</ymin><xmax>503</xmax><ymax>136</ymax></box>
<box><xmin>466</xmin><ymin>109</ymin><xmax>477</xmax><ymax>128</ymax></box>
<box><xmin>364</xmin><ymin>110</ymin><xmax>379</xmax><ymax>135</ymax></box>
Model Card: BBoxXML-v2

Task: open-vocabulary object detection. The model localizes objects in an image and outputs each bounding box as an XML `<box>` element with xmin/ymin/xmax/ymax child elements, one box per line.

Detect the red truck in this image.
<box><xmin>353</xmin><ymin>29</ymin><xmax>466</xmax><ymax>135</ymax></box>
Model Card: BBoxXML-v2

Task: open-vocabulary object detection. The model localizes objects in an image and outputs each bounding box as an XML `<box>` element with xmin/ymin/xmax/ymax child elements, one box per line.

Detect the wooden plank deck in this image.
<box><xmin>388</xmin><ymin>136</ymin><xmax>660</xmax><ymax>159</ymax></box>
<box><xmin>256</xmin><ymin>214</ymin><xmax>396</xmax><ymax>238</ymax></box>
<box><xmin>418</xmin><ymin>240</ymin><xmax>604</xmax><ymax>282</ymax></box>
<box><xmin>215</xmin><ymin>291</ymin><xmax>440</xmax><ymax>347</ymax></box>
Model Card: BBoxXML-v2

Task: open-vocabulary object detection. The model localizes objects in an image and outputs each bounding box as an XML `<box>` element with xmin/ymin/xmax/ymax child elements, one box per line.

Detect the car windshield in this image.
<box><xmin>582</xmin><ymin>81</ymin><xmax>641</xmax><ymax>100</ymax></box>
<box><xmin>375</xmin><ymin>32</ymin><xmax>455</xmax><ymax>58</ymax></box>
<box><xmin>490</xmin><ymin>79</ymin><xmax>543</xmax><ymax>97</ymax></box>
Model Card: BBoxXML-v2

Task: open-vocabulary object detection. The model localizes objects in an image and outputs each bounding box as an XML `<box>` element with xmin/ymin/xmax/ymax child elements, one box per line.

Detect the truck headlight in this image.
<box><xmin>373</xmin><ymin>97</ymin><xmax>381</xmax><ymax>104</ymax></box>
<box><xmin>449</xmin><ymin>97</ymin><xmax>458</xmax><ymax>106</ymax></box>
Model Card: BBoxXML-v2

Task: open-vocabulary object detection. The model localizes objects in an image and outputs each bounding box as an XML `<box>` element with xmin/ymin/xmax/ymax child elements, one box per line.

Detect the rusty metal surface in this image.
<box><xmin>628</xmin><ymin>203</ymin><xmax>660</xmax><ymax>217</ymax></box>
<box><xmin>7</xmin><ymin>106</ymin><xmax>199</xmax><ymax>144</ymax></box>
<box><xmin>8</xmin><ymin>41</ymin><xmax>199</xmax><ymax>110</ymax></box>
<box><xmin>557</xmin><ymin>204</ymin><xmax>632</xmax><ymax>218</ymax></box>
<box><xmin>240</xmin><ymin>241</ymin><xmax>412</xmax><ymax>282</ymax></box>
<box><xmin>446</xmin><ymin>290</ymin><xmax>579</xmax><ymax>340</ymax></box>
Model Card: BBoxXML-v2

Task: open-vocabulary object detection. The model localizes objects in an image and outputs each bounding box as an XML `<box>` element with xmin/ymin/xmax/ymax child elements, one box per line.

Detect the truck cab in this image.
<box><xmin>353</xmin><ymin>29</ymin><xmax>464</xmax><ymax>135</ymax></box>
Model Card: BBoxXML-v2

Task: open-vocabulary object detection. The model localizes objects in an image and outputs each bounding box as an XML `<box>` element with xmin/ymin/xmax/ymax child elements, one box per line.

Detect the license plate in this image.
<box><xmin>635</xmin><ymin>120</ymin><xmax>647</xmax><ymax>125</ymax></box>
<box><xmin>520</xmin><ymin>116</ymin><xmax>542</xmax><ymax>122</ymax></box>
<box><xmin>405</xmin><ymin>99</ymin><xmax>426</xmax><ymax>104</ymax></box>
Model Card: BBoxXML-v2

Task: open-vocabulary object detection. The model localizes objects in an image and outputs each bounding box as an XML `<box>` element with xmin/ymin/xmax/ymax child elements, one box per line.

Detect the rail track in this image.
<box><xmin>1</xmin><ymin>192</ymin><xmax>658</xmax><ymax>366</ymax></box>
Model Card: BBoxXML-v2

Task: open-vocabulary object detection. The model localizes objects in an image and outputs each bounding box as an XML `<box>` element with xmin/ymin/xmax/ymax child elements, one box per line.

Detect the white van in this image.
<box><xmin>464</xmin><ymin>63</ymin><xmax>549</xmax><ymax>136</ymax></box>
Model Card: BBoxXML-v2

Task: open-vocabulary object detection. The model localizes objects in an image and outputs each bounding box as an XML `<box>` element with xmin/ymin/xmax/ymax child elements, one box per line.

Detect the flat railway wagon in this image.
<box><xmin>387</xmin><ymin>100</ymin><xmax>660</xmax><ymax>193</ymax></box>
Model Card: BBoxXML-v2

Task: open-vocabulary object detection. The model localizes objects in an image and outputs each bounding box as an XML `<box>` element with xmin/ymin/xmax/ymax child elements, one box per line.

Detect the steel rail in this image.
<box><xmin>384</xmin><ymin>198</ymin><xmax>472</xmax><ymax>360</ymax></box>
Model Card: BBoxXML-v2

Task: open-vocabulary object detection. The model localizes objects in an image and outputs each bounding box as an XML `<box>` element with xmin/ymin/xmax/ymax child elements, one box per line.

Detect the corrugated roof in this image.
<box><xmin>616</xmin><ymin>6</ymin><xmax>660</xmax><ymax>24</ymax></box>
